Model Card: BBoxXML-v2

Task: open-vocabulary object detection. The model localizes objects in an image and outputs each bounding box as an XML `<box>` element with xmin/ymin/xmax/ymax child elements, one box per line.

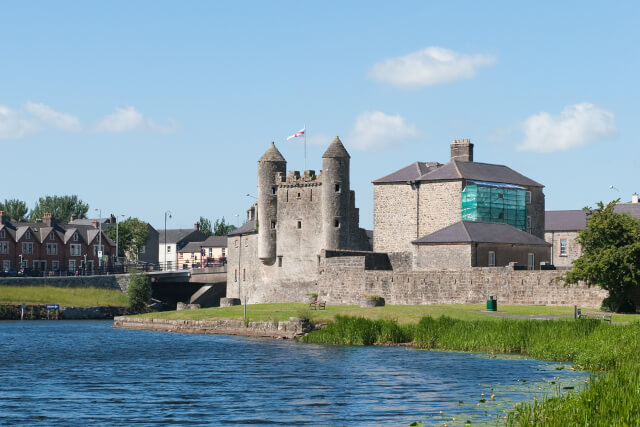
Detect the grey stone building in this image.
<box><xmin>373</xmin><ymin>139</ymin><xmax>549</xmax><ymax>269</ymax></box>
<box><xmin>545</xmin><ymin>195</ymin><xmax>640</xmax><ymax>268</ymax></box>
<box><xmin>227</xmin><ymin>137</ymin><xmax>371</xmax><ymax>303</ymax></box>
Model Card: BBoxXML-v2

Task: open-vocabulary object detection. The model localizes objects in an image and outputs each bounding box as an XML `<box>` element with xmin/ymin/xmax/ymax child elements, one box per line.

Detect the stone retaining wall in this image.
<box><xmin>0</xmin><ymin>275</ymin><xmax>129</xmax><ymax>292</ymax></box>
<box><xmin>113</xmin><ymin>316</ymin><xmax>312</xmax><ymax>339</ymax></box>
<box><xmin>0</xmin><ymin>304</ymin><xmax>125</xmax><ymax>320</ymax></box>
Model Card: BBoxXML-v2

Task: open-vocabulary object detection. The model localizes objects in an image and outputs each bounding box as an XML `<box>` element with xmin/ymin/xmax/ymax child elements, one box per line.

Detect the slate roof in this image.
<box><xmin>322</xmin><ymin>136</ymin><xmax>350</xmax><ymax>159</ymax></box>
<box><xmin>0</xmin><ymin>220</ymin><xmax>114</xmax><ymax>245</ymax></box>
<box><xmin>160</xmin><ymin>229</ymin><xmax>206</xmax><ymax>244</ymax></box>
<box><xmin>228</xmin><ymin>219</ymin><xmax>256</xmax><ymax>236</ymax></box>
<box><xmin>413</xmin><ymin>221</ymin><xmax>550</xmax><ymax>246</ymax></box>
<box><xmin>178</xmin><ymin>236</ymin><xmax>227</xmax><ymax>253</ymax></box>
<box><xmin>259</xmin><ymin>142</ymin><xmax>286</xmax><ymax>162</ymax></box>
<box><xmin>545</xmin><ymin>203</ymin><xmax>640</xmax><ymax>232</ymax></box>
<box><xmin>417</xmin><ymin>160</ymin><xmax>543</xmax><ymax>187</ymax></box>
<box><xmin>372</xmin><ymin>161</ymin><xmax>442</xmax><ymax>183</ymax></box>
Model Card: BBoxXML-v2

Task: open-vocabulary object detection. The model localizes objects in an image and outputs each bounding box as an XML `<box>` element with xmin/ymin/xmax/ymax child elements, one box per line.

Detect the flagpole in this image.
<box><xmin>304</xmin><ymin>123</ymin><xmax>307</xmax><ymax>171</ymax></box>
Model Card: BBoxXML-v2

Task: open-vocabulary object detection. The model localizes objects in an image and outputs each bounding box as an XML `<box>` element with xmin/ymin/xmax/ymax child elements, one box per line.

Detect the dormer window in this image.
<box><xmin>73</xmin><ymin>232</ymin><xmax>79</xmax><ymax>241</ymax></box>
<box><xmin>50</xmin><ymin>232</ymin><xmax>55</xmax><ymax>240</ymax></box>
<box><xmin>25</xmin><ymin>230</ymin><xmax>31</xmax><ymax>239</ymax></box>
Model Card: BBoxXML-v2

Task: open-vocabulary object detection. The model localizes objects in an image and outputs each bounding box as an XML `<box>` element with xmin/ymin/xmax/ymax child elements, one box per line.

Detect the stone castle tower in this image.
<box><xmin>255</xmin><ymin>137</ymin><xmax>370</xmax><ymax>266</ymax></box>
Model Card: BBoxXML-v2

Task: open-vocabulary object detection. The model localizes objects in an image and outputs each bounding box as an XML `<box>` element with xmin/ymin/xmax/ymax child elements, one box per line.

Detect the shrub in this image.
<box><xmin>127</xmin><ymin>269</ymin><xmax>151</xmax><ymax>314</ymax></box>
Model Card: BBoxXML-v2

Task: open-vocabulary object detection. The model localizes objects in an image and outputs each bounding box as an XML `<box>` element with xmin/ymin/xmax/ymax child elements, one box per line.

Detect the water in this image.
<box><xmin>0</xmin><ymin>321</ymin><xmax>588</xmax><ymax>426</ymax></box>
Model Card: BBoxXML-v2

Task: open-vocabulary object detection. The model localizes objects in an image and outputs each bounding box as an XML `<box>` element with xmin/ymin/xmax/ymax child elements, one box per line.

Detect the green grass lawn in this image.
<box><xmin>0</xmin><ymin>286</ymin><xmax>128</xmax><ymax>307</ymax></box>
<box><xmin>135</xmin><ymin>303</ymin><xmax>581</xmax><ymax>323</ymax></box>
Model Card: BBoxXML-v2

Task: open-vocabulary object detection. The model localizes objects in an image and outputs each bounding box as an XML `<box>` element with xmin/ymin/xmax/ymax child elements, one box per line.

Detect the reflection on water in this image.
<box><xmin>0</xmin><ymin>321</ymin><xmax>588</xmax><ymax>425</ymax></box>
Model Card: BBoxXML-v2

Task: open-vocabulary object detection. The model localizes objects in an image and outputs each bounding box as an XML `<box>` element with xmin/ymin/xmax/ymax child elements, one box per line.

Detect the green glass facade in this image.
<box><xmin>461</xmin><ymin>182</ymin><xmax>527</xmax><ymax>230</ymax></box>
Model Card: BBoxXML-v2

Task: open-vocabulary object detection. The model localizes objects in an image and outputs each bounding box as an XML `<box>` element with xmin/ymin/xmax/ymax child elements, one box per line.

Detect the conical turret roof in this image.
<box><xmin>322</xmin><ymin>136</ymin><xmax>350</xmax><ymax>159</ymax></box>
<box><xmin>259</xmin><ymin>141</ymin><xmax>286</xmax><ymax>162</ymax></box>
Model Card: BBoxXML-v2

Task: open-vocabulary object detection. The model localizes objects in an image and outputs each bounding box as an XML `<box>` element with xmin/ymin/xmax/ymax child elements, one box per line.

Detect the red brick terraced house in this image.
<box><xmin>0</xmin><ymin>211</ymin><xmax>116</xmax><ymax>275</ymax></box>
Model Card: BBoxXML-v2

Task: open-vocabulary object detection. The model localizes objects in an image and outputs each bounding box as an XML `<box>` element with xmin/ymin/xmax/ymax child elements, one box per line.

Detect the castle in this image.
<box><xmin>226</xmin><ymin>138</ymin><xmax>606</xmax><ymax>307</ymax></box>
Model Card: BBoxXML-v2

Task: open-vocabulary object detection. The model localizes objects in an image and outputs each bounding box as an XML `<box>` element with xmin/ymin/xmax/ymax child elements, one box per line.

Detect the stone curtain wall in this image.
<box><xmin>0</xmin><ymin>274</ymin><xmax>129</xmax><ymax>292</ymax></box>
<box><xmin>373</xmin><ymin>184</ymin><xmax>417</xmax><ymax>253</ymax></box>
<box><xmin>319</xmin><ymin>259</ymin><xmax>607</xmax><ymax>308</ymax></box>
<box><xmin>414</xmin><ymin>245</ymin><xmax>471</xmax><ymax>269</ymax></box>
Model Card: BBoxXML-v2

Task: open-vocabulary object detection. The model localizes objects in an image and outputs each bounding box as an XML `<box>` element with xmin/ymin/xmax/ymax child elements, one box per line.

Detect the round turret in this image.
<box><xmin>257</xmin><ymin>142</ymin><xmax>286</xmax><ymax>262</ymax></box>
<box><xmin>321</xmin><ymin>136</ymin><xmax>350</xmax><ymax>250</ymax></box>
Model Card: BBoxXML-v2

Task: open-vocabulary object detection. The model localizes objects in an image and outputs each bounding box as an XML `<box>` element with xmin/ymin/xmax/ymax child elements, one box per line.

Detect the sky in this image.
<box><xmin>1</xmin><ymin>1</ymin><xmax>638</xmax><ymax>230</ymax></box>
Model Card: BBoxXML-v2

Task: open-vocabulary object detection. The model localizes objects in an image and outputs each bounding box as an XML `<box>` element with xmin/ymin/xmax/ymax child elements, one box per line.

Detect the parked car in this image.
<box><xmin>18</xmin><ymin>267</ymin><xmax>43</xmax><ymax>277</ymax></box>
<box><xmin>2</xmin><ymin>268</ymin><xmax>18</xmax><ymax>277</ymax></box>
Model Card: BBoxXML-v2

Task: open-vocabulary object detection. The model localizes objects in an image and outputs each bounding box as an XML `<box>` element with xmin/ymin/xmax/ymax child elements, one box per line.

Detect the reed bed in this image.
<box><xmin>301</xmin><ymin>315</ymin><xmax>640</xmax><ymax>425</ymax></box>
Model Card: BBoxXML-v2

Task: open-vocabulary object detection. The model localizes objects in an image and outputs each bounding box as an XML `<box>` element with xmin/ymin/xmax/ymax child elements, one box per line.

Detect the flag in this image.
<box><xmin>287</xmin><ymin>127</ymin><xmax>305</xmax><ymax>141</ymax></box>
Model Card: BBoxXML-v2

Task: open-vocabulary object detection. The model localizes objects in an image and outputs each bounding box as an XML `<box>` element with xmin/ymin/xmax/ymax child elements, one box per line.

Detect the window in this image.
<box><xmin>0</xmin><ymin>230</ymin><xmax>5</xmax><ymax>238</ymax></box>
<box><xmin>3</xmin><ymin>260</ymin><xmax>10</xmax><ymax>270</ymax></box>
<box><xmin>139</xmin><ymin>245</ymin><xmax>146</xmax><ymax>254</ymax></box>
<box><xmin>46</xmin><ymin>243</ymin><xmax>57</xmax><ymax>255</ymax></box>
<box><xmin>69</xmin><ymin>259</ymin><xmax>76</xmax><ymax>271</ymax></box>
<box><xmin>498</xmin><ymin>193</ymin><xmax>504</xmax><ymax>199</ymax></box>
<box><xmin>234</xmin><ymin>268</ymin><xmax>238</xmax><ymax>282</ymax></box>
<box><xmin>52</xmin><ymin>260</ymin><xmax>59</xmax><ymax>271</ymax></box>
<box><xmin>50</xmin><ymin>232</ymin><xmax>55</xmax><ymax>240</ymax></box>
<box><xmin>243</xmin><ymin>268</ymin><xmax>246</xmax><ymax>280</ymax></box>
<box><xmin>208</xmin><ymin>248</ymin><xmax>212</xmax><ymax>257</ymax></box>
<box><xmin>25</xmin><ymin>230</ymin><xmax>31</xmax><ymax>239</ymax></box>
<box><xmin>221</xmin><ymin>247</ymin><xmax>226</xmax><ymax>256</ymax></box>
<box><xmin>234</xmin><ymin>239</ymin><xmax>238</xmax><ymax>248</ymax></box>
<box><xmin>297</xmin><ymin>192</ymin><xmax>301</xmax><ymax>199</ymax></box>
<box><xmin>559</xmin><ymin>238</ymin><xmax>568</xmax><ymax>256</ymax></box>
<box><xmin>297</xmin><ymin>220</ymin><xmax>302</xmax><ymax>229</ymax></box>
<box><xmin>334</xmin><ymin>218</ymin><xmax>340</xmax><ymax>228</ymax></box>
<box><xmin>271</xmin><ymin>220</ymin><xmax>276</xmax><ymax>229</ymax></box>
<box><xmin>488</xmin><ymin>251</ymin><xmax>496</xmax><ymax>267</ymax></box>
<box><xmin>526</xmin><ymin>191</ymin><xmax>532</xmax><ymax>204</ymax></box>
<box><xmin>21</xmin><ymin>259</ymin><xmax>28</xmax><ymax>268</ymax></box>
<box><xmin>527</xmin><ymin>253</ymin><xmax>535</xmax><ymax>270</ymax></box>
<box><xmin>335</xmin><ymin>183</ymin><xmax>341</xmax><ymax>193</ymax></box>
<box><xmin>0</xmin><ymin>241</ymin><xmax>8</xmax><ymax>254</ymax></box>
<box><xmin>278</xmin><ymin>256</ymin><xmax>282</xmax><ymax>267</ymax></box>
<box><xmin>22</xmin><ymin>242</ymin><xmax>33</xmax><ymax>254</ymax></box>
<box><xmin>271</xmin><ymin>186</ymin><xmax>276</xmax><ymax>195</ymax></box>
<box><xmin>310</xmin><ymin>189</ymin><xmax>313</xmax><ymax>201</ymax></box>
<box><xmin>73</xmin><ymin>232</ymin><xmax>79</xmax><ymax>241</ymax></box>
<box><xmin>526</xmin><ymin>216</ymin><xmax>532</xmax><ymax>233</ymax></box>
<box><xmin>70</xmin><ymin>244</ymin><xmax>81</xmax><ymax>256</ymax></box>
<box><xmin>167</xmin><ymin>245</ymin><xmax>171</xmax><ymax>253</ymax></box>
<box><xmin>93</xmin><ymin>244</ymin><xmax>104</xmax><ymax>256</ymax></box>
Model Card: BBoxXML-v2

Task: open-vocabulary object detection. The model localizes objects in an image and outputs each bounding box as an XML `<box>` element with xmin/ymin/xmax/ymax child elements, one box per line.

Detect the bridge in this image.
<box><xmin>146</xmin><ymin>267</ymin><xmax>227</xmax><ymax>309</ymax></box>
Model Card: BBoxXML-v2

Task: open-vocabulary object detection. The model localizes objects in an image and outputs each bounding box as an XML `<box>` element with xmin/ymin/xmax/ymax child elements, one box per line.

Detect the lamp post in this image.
<box><xmin>95</xmin><ymin>208</ymin><xmax>102</xmax><ymax>269</ymax></box>
<box><xmin>246</xmin><ymin>193</ymin><xmax>257</xmax><ymax>200</ymax></box>
<box><xmin>115</xmin><ymin>214</ymin><xmax>125</xmax><ymax>267</ymax></box>
<box><xmin>164</xmin><ymin>210</ymin><xmax>172</xmax><ymax>270</ymax></box>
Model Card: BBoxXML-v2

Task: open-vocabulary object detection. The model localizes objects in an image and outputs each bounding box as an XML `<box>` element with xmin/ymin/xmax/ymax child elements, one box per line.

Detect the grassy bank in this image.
<box><xmin>302</xmin><ymin>315</ymin><xmax>640</xmax><ymax>425</ymax></box>
<box><xmin>135</xmin><ymin>303</ymin><xmax>579</xmax><ymax>323</ymax></box>
<box><xmin>0</xmin><ymin>286</ymin><xmax>128</xmax><ymax>307</ymax></box>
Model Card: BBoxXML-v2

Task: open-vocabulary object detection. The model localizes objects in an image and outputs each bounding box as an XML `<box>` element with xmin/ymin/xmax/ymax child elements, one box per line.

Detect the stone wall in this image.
<box><xmin>415</xmin><ymin>245</ymin><xmax>471</xmax><ymax>270</ymax></box>
<box><xmin>0</xmin><ymin>274</ymin><xmax>129</xmax><ymax>292</ymax></box>
<box><xmin>373</xmin><ymin>183</ymin><xmax>417</xmax><ymax>253</ymax></box>
<box><xmin>0</xmin><ymin>304</ymin><xmax>124</xmax><ymax>320</ymax></box>
<box><xmin>113</xmin><ymin>316</ymin><xmax>312</xmax><ymax>339</ymax></box>
<box><xmin>317</xmin><ymin>259</ymin><xmax>607</xmax><ymax>308</ymax></box>
<box><xmin>418</xmin><ymin>180</ymin><xmax>463</xmax><ymax>238</ymax></box>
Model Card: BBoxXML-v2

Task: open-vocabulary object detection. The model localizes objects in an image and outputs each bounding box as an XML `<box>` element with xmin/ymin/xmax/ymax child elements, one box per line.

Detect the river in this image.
<box><xmin>0</xmin><ymin>320</ymin><xmax>588</xmax><ymax>425</ymax></box>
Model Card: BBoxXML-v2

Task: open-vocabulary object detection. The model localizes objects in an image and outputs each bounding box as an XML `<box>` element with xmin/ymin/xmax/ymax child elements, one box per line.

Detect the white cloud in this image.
<box><xmin>347</xmin><ymin>111</ymin><xmax>419</xmax><ymax>151</ymax></box>
<box><xmin>25</xmin><ymin>102</ymin><xmax>82</xmax><ymax>132</ymax></box>
<box><xmin>369</xmin><ymin>46</ymin><xmax>495</xmax><ymax>89</ymax></box>
<box><xmin>0</xmin><ymin>105</ymin><xmax>39</xmax><ymax>139</ymax></box>
<box><xmin>517</xmin><ymin>103</ymin><xmax>616</xmax><ymax>152</ymax></box>
<box><xmin>95</xmin><ymin>106</ymin><xmax>175</xmax><ymax>133</ymax></box>
<box><xmin>306</xmin><ymin>134</ymin><xmax>332</xmax><ymax>146</ymax></box>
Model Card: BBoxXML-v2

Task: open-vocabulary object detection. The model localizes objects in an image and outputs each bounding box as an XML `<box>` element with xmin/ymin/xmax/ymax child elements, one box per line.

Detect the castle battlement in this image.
<box><xmin>277</xmin><ymin>170</ymin><xmax>322</xmax><ymax>186</ymax></box>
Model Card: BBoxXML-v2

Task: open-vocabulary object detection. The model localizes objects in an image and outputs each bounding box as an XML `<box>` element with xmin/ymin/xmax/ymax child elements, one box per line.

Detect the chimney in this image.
<box><xmin>632</xmin><ymin>193</ymin><xmax>639</xmax><ymax>204</ymax></box>
<box><xmin>43</xmin><ymin>212</ymin><xmax>54</xmax><ymax>227</ymax></box>
<box><xmin>194</xmin><ymin>222</ymin><xmax>200</xmax><ymax>231</ymax></box>
<box><xmin>70</xmin><ymin>213</ymin><xmax>77</xmax><ymax>222</ymax></box>
<box><xmin>450</xmin><ymin>139</ymin><xmax>474</xmax><ymax>162</ymax></box>
<box><xmin>0</xmin><ymin>211</ymin><xmax>8</xmax><ymax>225</ymax></box>
<box><xmin>91</xmin><ymin>219</ymin><xmax>99</xmax><ymax>228</ymax></box>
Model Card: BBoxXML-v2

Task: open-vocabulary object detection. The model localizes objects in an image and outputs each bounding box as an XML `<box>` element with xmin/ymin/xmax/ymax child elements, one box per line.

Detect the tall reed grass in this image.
<box><xmin>301</xmin><ymin>315</ymin><xmax>640</xmax><ymax>425</ymax></box>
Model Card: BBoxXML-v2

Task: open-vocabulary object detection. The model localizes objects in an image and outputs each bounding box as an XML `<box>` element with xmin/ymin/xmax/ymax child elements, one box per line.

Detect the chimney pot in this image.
<box><xmin>633</xmin><ymin>193</ymin><xmax>639</xmax><ymax>204</ymax></box>
<box><xmin>195</xmin><ymin>223</ymin><xmax>200</xmax><ymax>231</ymax></box>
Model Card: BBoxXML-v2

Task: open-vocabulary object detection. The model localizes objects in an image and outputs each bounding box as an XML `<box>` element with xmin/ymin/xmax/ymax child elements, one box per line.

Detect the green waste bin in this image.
<box><xmin>487</xmin><ymin>296</ymin><xmax>497</xmax><ymax>311</ymax></box>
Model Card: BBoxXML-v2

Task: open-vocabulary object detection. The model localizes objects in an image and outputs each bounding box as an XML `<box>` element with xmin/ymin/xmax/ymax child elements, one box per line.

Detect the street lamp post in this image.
<box><xmin>95</xmin><ymin>208</ymin><xmax>102</xmax><ymax>270</ymax></box>
<box><xmin>164</xmin><ymin>210</ymin><xmax>172</xmax><ymax>271</ymax></box>
<box><xmin>115</xmin><ymin>214</ymin><xmax>125</xmax><ymax>267</ymax></box>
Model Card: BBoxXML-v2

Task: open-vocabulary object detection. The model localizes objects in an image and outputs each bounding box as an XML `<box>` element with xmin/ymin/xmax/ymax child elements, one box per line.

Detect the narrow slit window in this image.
<box><xmin>271</xmin><ymin>220</ymin><xmax>276</xmax><ymax>229</ymax></box>
<box><xmin>278</xmin><ymin>256</ymin><xmax>283</xmax><ymax>267</ymax></box>
<box><xmin>297</xmin><ymin>220</ymin><xmax>302</xmax><ymax>229</ymax></box>
<box><xmin>271</xmin><ymin>186</ymin><xmax>277</xmax><ymax>195</ymax></box>
<box><xmin>334</xmin><ymin>218</ymin><xmax>340</xmax><ymax>228</ymax></box>
<box><xmin>335</xmin><ymin>184</ymin><xmax>341</xmax><ymax>193</ymax></box>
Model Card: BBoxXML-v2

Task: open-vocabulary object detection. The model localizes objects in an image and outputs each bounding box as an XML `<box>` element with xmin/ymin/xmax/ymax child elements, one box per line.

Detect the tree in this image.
<box><xmin>105</xmin><ymin>217</ymin><xmax>149</xmax><ymax>260</ymax></box>
<box><xmin>30</xmin><ymin>195</ymin><xmax>89</xmax><ymax>223</ymax></box>
<box><xmin>564</xmin><ymin>200</ymin><xmax>640</xmax><ymax>312</ymax></box>
<box><xmin>199</xmin><ymin>216</ymin><xmax>213</xmax><ymax>237</ymax></box>
<box><xmin>0</xmin><ymin>199</ymin><xmax>29</xmax><ymax>221</ymax></box>
<box><xmin>126</xmin><ymin>269</ymin><xmax>151</xmax><ymax>313</ymax></box>
<box><xmin>213</xmin><ymin>217</ymin><xmax>236</xmax><ymax>236</ymax></box>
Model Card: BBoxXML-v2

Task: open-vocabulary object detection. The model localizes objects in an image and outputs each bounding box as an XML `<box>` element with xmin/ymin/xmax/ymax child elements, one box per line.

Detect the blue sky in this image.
<box><xmin>1</xmin><ymin>1</ymin><xmax>637</xmax><ymax>230</ymax></box>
